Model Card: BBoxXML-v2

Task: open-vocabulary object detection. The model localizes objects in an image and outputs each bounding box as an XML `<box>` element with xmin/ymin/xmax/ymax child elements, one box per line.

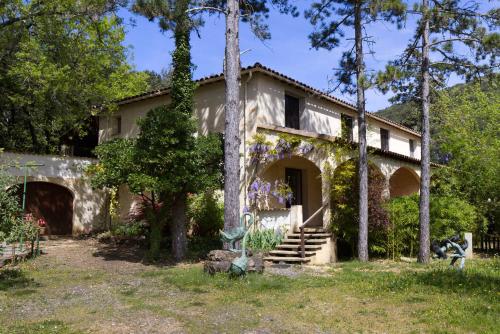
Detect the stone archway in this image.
<box><xmin>16</xmin><ymin>181</ymin><xmax>74</xmax><ymax>235</ymax></box>
<box><xmin>389</xmin><ymin>167</ymin><xmax>420</xmax><ymax>198</ymax></box>
<box><xmin>259</xmin><ymin>155</ymin><xmax>323</xmax><ymax>226</ymax></box>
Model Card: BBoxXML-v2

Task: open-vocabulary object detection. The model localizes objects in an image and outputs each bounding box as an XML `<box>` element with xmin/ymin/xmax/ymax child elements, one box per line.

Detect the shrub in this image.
<box><xmin>329</xmin><ymin>159</ymin><xmax>389</xmax><ymax>257</ymax></box>
<box><xmin>247</xmin><ymin>229</ymin><xmax>284</xmax><ymax>252</ymax></box>
<box><xmin>0</xmin><ymin>162</ymin><xmax>22</xmax><ymax>242</ymax></box>
<box><xmin>386</xmin><ymin>194</ymin><xmax>478</xmax><ymax>258</ymax></box>
<box><xmin>187</xmin><ymin>190</ymin><xmax>224</xmax><ymax>238</ymax></box>
<box><xmin>112</xmin><ymin>221</ymin><xmax>147</xmax><ymax>238</ymax></box>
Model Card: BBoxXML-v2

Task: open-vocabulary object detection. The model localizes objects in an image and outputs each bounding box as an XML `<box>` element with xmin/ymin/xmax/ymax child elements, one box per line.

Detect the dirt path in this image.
<box><xmin>1</xmin><ymin>238</ymin><xmax>185</xmax><ymax>334</ymax></box>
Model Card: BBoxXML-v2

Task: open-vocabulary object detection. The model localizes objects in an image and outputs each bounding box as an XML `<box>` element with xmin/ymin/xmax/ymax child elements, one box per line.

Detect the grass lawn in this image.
<box><xmin>0</xmin><ymin>239</ymin><xmax>498</xmax><ymax>333</ymax></box>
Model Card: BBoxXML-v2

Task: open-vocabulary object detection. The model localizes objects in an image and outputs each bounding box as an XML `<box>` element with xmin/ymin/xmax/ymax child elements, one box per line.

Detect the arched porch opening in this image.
<box><xmin>258</xmin><ymin>155</ymin><xmax>323</xmax><ymax>227</ymax></box>
<box><xmin>389</xmin><ymin>167</ymin><xmax>420</xmax><ymax>198</ymax></box>
<box><xmin>15</xmin><ymin>181</ymin><xmax>74</xmax><ymax>235</ymax></box>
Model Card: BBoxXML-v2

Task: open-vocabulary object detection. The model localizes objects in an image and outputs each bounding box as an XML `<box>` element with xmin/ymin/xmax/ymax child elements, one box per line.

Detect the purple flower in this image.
<box><xmin>251</xmin><ymin>180</ymin><xmax>260</xmax><ymax>191</ymax></box>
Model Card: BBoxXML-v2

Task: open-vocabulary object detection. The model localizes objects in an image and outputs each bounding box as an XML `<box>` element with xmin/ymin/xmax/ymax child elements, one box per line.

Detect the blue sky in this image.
<box><xmin>117</xmin><ymin>3</ymin><xmax>455</xmax><ymax>111</ymax></box>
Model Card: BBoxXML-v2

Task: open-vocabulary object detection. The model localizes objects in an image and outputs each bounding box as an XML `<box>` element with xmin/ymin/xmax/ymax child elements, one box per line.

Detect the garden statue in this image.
<box><xmin>431</xmin><ymin>235</ymin><xmax>468</xmax><ymax>270</ymax></box>
<box><xmin>219</xmin><ymin>212</ymin><xmax>253</xmax><ymax>252</ymax></box>
<box><xmin>218</xmin><ymin>212</ymin><xmax>254</xmax><ymax>276</ymax></box>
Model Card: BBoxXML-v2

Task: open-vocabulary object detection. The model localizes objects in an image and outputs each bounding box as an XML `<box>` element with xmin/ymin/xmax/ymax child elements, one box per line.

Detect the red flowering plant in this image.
<box><xmin>37</xmin><ymin>218</ymin><xmax>47</xmax><ymax>228</ymax></box>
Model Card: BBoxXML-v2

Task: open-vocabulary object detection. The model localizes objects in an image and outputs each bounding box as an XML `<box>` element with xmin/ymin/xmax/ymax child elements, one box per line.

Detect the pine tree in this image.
<box><xmin>306</xmin><ymin>0</ymin><xmax>406</xmax><ymax>261</ymax></box>
<box><xmin>377</xmin><ymin>0</ymin><xmax>498</xmax><ymax>263</ymax></box>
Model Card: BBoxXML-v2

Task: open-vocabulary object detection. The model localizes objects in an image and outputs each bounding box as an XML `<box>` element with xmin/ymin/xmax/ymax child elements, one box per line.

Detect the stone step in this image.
<box><xmin>276</xmin><ymin>244</ymin><xmax>322</xmax><ymax>250</ymax></box>
<box><xmin>282</xmin><ymin>238</ymin><xmax>327</xmax><ymax>244</ymax></box>
<box><xmin>269</xmin><ymin>250</ymin><xmax>316</xmax><ymax>256</ymax></box>
<box><xmin>295</xmin><ymin>228</ymin><xmax>326</xmax><ymax>233</ymax></box>
<box><xmin>287</xmin><ymin>233</ymin><xmax>332</xmax><ymax>238</ymax></box>
<box><xmin>264</xmin><ymin>256</ymin><xmax>311</xmax><ymax>263</ymax></box>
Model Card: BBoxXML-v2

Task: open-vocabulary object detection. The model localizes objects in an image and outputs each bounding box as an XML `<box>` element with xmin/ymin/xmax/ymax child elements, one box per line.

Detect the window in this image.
<box><xmin>112</xmin><ymin>116</ymin><xmax>121</xmax><ymax>135</ymax></box>
<box><xmin>380</xmin><ymin>128</ymin><xmax>389</xmax><ymax>151</ymax></box>
<box><xmin>341</xmin><ymin>114</ymin><xmax>354</xmax><ymax>142</ymax></box>
<box><xmin>285</xmin><ymin>94</ymin><xmax>300</xmax><ymax>130</ymax></box>
<box><xmin>409</xmin><ymin>139</ymin><xmax>415</xmax><ymax>158</ymax></box>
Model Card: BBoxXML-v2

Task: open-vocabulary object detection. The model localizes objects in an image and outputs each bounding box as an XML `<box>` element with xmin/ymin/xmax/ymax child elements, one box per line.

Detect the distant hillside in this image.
<box><xmin>376</xmin><ymin>101</ymin><xmax>420</xmax><ymax>132</ymax></box>
<box><xmin>375</xmin><ymin>78</ymin><xmax>498</xmax><ymax>131</ymax></box>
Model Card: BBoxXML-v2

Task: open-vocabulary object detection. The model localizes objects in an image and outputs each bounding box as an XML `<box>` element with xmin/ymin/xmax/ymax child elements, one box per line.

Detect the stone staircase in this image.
<box><xmin>264</xmin><ymin>227</ymin><xmax>333</xmax><ymax>264</ymax></box>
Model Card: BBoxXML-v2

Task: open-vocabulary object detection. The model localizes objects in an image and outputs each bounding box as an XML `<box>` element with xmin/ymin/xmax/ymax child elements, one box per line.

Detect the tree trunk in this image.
<box><xmin>223</xmin><ymin>0</ymin><xmax>241</xmax><ymax>245</ymax></box>
<box><xmin>418</xmin><ymin>0</ymin><xmax>431</xmax><ymax>264</ymax></box>
<box><xmin>355</xmin><ymin>0</ymin><xmax>368</xmax><ymax>262</ymax></box>
<box><xmin>149</xmin><ymin>218</ymin><xmax>163</xmax><ymax>260</ymax></box>
<box><xmin>171</xmin><ymin>193</ymin><xmax>188</xmax><ymax>261</ymax></box>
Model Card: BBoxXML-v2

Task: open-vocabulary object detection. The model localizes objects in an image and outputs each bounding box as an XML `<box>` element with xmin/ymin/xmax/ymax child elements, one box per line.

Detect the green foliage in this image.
<box><xmin>247</xmin><ymin>229</ymin><xmax>283</xmax><ymax>252</ymax></box>
<box><xmin>112</xmin><ymin>221</ymin><xmax>147</xmax><ymax>239</ymax></box>
<box><xmin>328</xmin><ymin>159</ymin><xmax>389</xmax><ymax>256</ymax></box>
<box><xmin>434</xmin><ymin>80</ymin><xmax>500</xmax><ymax>232</ymax></box>
<box><xmin>386</xmin><ymin>194</ymin><xmax>479</xmax><ymax>258</ymax></box>
<box><xmin>305</xmin><ymin>0</ymin><xmax>406</xmax><ymax>94</ymax></box>
<box><xmin>187</xmin><ymin>191</ymin><xmax>224</xmax><ymax>238</ymax></box>
<box><xmin>376</xmin><ymin>2</ymin><xmax>498</xmax><ymax>104</ymax></box>
<box><xmin>0</xmin><ymin>0</ymin><xmax>148</xmax><ymax>154</ymax></box>
<box><xmin>0</xmin><ymin>160</ymin><xmax>21</xmax><ymax>242</ymax></box>
<box><xmin>88</xmin><ymin>1</ymin><xmax>223</xmax><ymax>260</ymax></box>
<box><xmin>385</xmin><ymin>195</ymin><xmax>422</xmax><ymax>259</ymax></box>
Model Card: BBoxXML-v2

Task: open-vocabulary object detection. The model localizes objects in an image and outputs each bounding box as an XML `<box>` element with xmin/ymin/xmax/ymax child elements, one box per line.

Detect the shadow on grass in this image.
<box><xmin>91</xmin><ymin>237</ymin><xmax>221</xmax><ymax>267</ymax></box>
<box><xmin>0</xmin><ymin>269</ymin><xmax>39</xmax><ymax>292</ymax></box>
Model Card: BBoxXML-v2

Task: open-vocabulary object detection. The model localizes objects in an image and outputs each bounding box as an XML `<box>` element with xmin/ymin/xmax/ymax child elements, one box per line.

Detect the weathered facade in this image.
<box><xmin>99</xmin><ymin>63</ymin><xmax>424</xmax><ymax>262</ymax></box>
<box><xmin>1</xmin><ymin>152</ymin><xmax>108</xmax><ymax>235</ymax></box>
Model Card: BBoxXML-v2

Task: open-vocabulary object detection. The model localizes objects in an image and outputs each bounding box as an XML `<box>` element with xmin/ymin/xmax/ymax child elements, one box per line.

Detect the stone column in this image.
<box><xmin>464</xmin><ymin>232</ymin><xmax>473</xmax><ymax>258</ymax></box>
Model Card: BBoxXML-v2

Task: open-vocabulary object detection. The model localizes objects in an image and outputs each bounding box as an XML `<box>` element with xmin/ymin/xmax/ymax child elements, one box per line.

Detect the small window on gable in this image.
<box><xmin>380</xmin><ymin>128</ymin><xmax>389</xmax><ymax>151</ymax></box>
<box><xmin>341</xmin><ymin>114</ymin><xmax>354</xmax><ymax>142</ymax></box>
<box><xmin>285</xmin><ymin>94</ymin><xmax>300</xmax><ymax>130</ymax></box>
<box><xmin>112</xmin><ymin>116</ymin><xmax>121</xmax><ymax>135</ymax></box>
<box><xmin>409</xmin><ymin>139</ymin><xmax>415</xmax><ymax>158</ymax></box>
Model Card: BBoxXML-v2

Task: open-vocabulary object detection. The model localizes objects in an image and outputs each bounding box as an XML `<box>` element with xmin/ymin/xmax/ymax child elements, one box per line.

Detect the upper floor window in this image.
<box><xmin>341</xmin><ymin>114</ymin><xmax>354</xmax><ymax>142</ymax></box>
<box><xmin>112</xmin><ymin>116</ymin><xmax>121</xmax><ymax>135</ymax></box>
<box><xmin>409</xmin><ymin>139</ymin><xmax>415</xmax><ymax>158</ymax></box>
<box><xmin>380</xmin><ymin>128</ymin><xmax>389</xmax><ymax>151</ymax></box>
<box><xmin>285</xmin><ymin>94</ymin><xmax>300</xmax><ymax>130</ymax></box>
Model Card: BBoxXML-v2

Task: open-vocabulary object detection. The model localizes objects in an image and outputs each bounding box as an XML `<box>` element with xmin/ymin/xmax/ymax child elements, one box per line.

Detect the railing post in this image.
<box><xmin>300</xmin><ymin>226</ymin><xmax>305</xmax><ymax>258</ymax></box>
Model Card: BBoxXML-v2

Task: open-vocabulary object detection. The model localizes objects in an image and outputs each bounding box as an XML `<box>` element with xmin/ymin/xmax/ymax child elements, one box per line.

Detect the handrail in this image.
<box><xmin>299</xmin><ymin>205</ymin><xmax>326</xmax><ymax>258</ymax></box>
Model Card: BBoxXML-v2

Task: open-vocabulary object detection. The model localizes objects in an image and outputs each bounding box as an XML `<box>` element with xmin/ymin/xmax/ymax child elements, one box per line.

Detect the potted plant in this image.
<box><xmin>37</xmin><ymin>218</ymin><xmax>47</xmax><ymax>235</ymax></box>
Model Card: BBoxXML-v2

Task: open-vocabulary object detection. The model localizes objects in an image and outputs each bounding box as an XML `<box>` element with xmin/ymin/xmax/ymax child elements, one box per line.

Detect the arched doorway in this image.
<box><xmin>259</xmin><ymin>155</ymin><xmax>322</xmax><ymax>226</ymax></box>
<box><xmin>389</xmin><ymin>167</ymin><xmax>420</xmax><ymax>198</ymax></box>
<box><xmin>16</xmin><ymin>182</ymin><xmax>74</xmax><ymax>235</ymax></box>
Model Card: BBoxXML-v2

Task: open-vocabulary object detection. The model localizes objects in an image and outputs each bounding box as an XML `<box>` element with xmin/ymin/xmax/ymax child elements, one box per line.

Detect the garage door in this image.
<box><xmin>17</xmin><ymin>182</ymin><xmax>74</xmax><ymax>235</ymax></box>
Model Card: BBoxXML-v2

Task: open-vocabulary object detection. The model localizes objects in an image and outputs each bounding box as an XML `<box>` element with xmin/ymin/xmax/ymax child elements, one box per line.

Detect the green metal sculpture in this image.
<box><xmin>219</xmin><ymin>212</ymin><xmax>253</xmax><ymax>252</ymax></box>
<box><xmin>219</xmin><ymin>212</ymin><xmax>254</xmax><ymax>276</ymax></box>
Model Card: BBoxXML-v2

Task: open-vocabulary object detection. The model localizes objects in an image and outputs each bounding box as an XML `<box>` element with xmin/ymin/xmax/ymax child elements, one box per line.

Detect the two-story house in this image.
<box><xmin>98</xmin><ymin>63</ymin><xmax>423</xmax><ymax>263</ymax></box>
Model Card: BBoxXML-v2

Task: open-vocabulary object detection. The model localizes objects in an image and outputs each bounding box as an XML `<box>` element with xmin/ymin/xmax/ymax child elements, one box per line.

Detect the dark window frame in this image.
<box><xmin>409</xmin><ymin>139</ymin><xmax>415</xmax><ymax>158</ymax></box>
<box><xmin>380</xmin><ymin>128</ymin><xmax>389</xmax><ymax>151</ymax></box>
<box><xmin>285</xmin><ymin>94</ymin><xmax>300</xmax><ymax>130</ymax></box>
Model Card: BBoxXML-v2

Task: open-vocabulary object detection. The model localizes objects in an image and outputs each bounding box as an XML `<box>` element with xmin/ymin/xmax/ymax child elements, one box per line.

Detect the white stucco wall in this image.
<box><xmin>1</xmin><ymin>152</ymin><xmax>108</xmax><ymax>234</ymax></box>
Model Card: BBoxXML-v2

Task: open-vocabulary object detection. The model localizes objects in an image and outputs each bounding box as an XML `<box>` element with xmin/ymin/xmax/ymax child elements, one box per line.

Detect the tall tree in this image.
<box><xmin>223</xmin><ymin>0</ymin><xmax>241</xmax><ymax>240</ymax></box>
<box><xmin>306</xmin><ymin>0</ymin><xmax>405</xmax><ymax>261</ymax></box>
<box><xmin>192</xmin><ymin>0</ymin><xmax>298</xmax><ymax>242</ymax></box>
<box><xmin>0</xmin><ymin>0</ymin><xmax>147</xmax><ymax>154</ymax></box>
<box><xmin>377</xmin><ymin>0</ymin><xmax>498</xmax><ymax>263</ymax></box>
<box><xmin>132</xmin><ymin>0</ymin><xmax>197</xmax><ymax>260</ymax></box>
